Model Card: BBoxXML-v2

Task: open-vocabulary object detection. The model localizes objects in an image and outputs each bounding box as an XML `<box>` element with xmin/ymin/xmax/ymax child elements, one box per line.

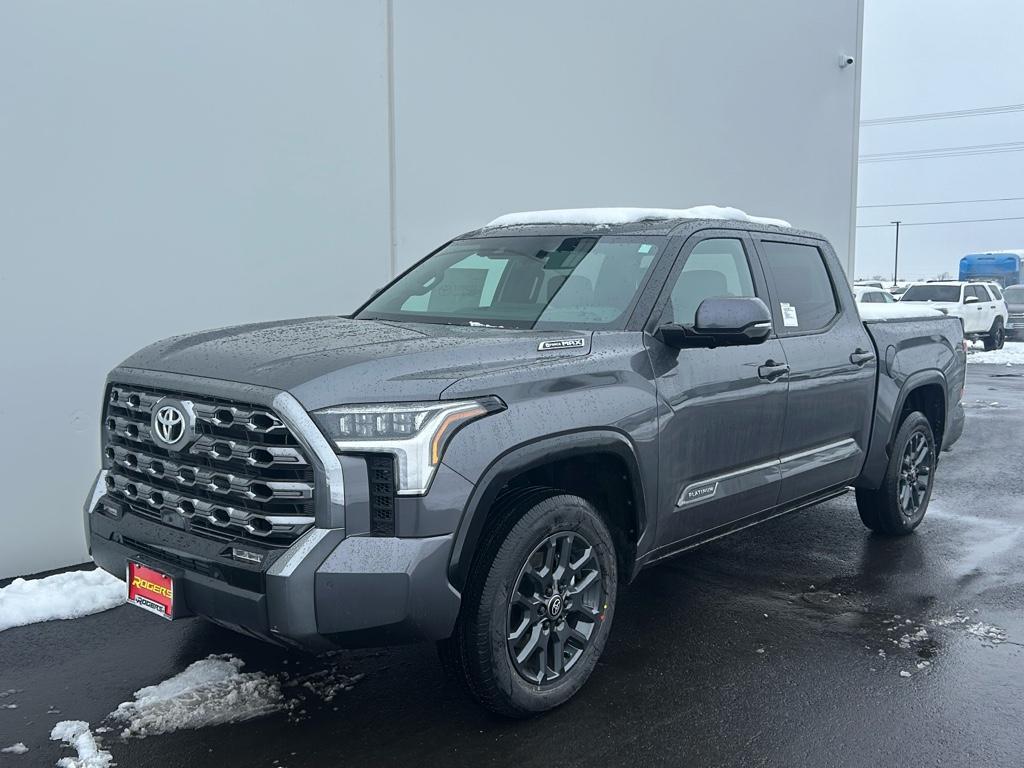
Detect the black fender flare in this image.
<box><xmin>857</xmin><ymin>368</ymin><xmax>949</xmax><ymax>491</ymax></box>
<box><xmin>890</xmin><ymin>369</ymin><xmax>948</xmax><ymax>448</ymax></box>
<box><xmin>445</xmin><ymin>429</ymin><xmax>648</xmax><ymax>592</ymax></box>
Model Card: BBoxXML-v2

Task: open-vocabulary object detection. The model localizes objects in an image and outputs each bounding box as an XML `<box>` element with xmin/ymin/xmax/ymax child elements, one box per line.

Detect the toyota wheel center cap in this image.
<box><xmin>546</xmin><ymin>594</ymin><xmax>564</xmax><ymax>619</ymax></box>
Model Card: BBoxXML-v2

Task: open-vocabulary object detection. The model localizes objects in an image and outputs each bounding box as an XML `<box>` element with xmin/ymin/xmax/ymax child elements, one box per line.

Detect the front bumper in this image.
<box><xmin>88</xmin><ymin>505</ymin><xmax>461</xmax><ymax>650</ymax></box>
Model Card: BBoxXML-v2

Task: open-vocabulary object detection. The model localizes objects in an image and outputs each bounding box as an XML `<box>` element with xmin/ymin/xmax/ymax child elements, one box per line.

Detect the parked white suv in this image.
<box><xmin>853</xmin><ymin>286</ymin><xmax>897</xmax><ymax>304</ymax></box>
<box><xmin>900</xmin><ymin>281</ymin><xmax>1008</xmax><ymax>350</ymax></box>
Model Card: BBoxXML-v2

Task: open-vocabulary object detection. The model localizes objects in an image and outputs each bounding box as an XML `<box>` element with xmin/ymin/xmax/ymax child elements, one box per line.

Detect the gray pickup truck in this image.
<box><xmin>84</xmin><ymin>209</ymin><xmax>965</xmax><ymax>716</ymax></box>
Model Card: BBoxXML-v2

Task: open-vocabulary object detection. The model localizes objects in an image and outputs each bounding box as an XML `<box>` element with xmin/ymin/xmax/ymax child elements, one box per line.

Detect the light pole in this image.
<box><xmin>891</xmin><ymin>220</ymin><xmax>902</xmax><ymax>287</ymax></box>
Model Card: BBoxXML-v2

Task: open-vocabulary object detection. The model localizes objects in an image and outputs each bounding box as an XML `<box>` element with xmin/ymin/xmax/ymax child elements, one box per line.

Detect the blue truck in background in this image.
<box><xmin>959</xmin><ymin>251</ymin><xmax>1023</xmax><ymax>287</ymax></box>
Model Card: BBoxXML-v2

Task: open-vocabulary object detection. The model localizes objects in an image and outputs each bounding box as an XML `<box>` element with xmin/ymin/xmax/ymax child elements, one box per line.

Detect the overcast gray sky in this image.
<box><xmin>856</xmin><ymin>0</ymin><xmax>1024</xmax><ymax>281</ymax></box>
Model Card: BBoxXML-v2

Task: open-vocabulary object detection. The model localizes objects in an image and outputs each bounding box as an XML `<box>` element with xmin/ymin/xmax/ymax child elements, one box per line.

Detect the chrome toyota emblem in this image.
<box><xmin>151</xmin><ymin>398</ymin><xmax>195</xmax><ymax>449</ymax></box>
<box><xmin>155</xmin><ymin>406</ymin><xmax>185</xmax><ymax>443</ymax></box>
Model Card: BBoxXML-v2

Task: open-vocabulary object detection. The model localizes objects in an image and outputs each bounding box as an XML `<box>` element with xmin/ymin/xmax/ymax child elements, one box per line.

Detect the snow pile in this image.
<box><xmin>895</xmin><ymin>628</ymin><xmax>930</xmax><ymax>649</ymax></box>
<box><xmin>486</xmin><ymin>205</ymin><xmax>791</xmax><ymax>229</ymax></box>
<box><xmin>966</xmin><ymin>340</ymin><xmax>1024</xmax><ymax>366</ymax></box>
<box><xmin>111</xmin><ymin>654</ymin><xmax>284</xmax><ymax>738</ymax></box>
<box><xmin>858</xmin><ymin>303</ymin><xmax>944</xmax><ymax>321</ymax></box>
<box><xmin>50</xmin><ymin>721</ymin><xmax>112</xmax><ymax>768</ymax></box>
<box><xmin>0</xmin><ymin>569</ymin><xmax>124</xmax><ymax>632</ymax></box>
<box><xmin>965</xmin><ymin>622</ymin><xmax>1009</xmax><ymax>644</ymax></box>
<box><xmin>931</xmin><ymin>612</ymin><xmax>1009</xmax><ymax>644</ymax></box>
<box><xmin>2</xmin><ymin>743</ymin><xmax>28</xmax><ymax>755</ymax></box>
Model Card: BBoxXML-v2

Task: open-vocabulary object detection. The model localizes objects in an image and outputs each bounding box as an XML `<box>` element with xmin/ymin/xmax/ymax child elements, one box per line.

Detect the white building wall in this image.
<box><xmin>0</xmin><ymin>0</ymin><xmax>862</xmax><ymax>578</ymax></box>
<box><xmin>0</xmin><ymin>2</ymin><xmax>393</xmax><ymax>578</ymax></box>
<box><xmin>391</xmin><ymin>0</ymin><xmax>863</xmax><ymax>273</ymax></box>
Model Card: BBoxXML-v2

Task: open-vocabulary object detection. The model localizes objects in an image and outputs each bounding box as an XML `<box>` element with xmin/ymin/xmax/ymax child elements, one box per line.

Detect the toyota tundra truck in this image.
<box><xmin>83</xmin><ymin>208</ymin><xmax>966</xmax><ymax>716</ymax></box>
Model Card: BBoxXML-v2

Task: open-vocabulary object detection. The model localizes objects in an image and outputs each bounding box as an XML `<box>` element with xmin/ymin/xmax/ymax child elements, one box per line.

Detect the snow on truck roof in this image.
<box><xmin>485</xmin><ymin>206</ymin><xmax>791</xmax><ymax>229</ymax></box>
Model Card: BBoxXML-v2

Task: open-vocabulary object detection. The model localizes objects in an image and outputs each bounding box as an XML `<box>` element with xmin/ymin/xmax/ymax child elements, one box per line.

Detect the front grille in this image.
<box><xmin>99</xmin><ymin>383</ymin><xmax>316</xmax><ymax>548</ymax></box>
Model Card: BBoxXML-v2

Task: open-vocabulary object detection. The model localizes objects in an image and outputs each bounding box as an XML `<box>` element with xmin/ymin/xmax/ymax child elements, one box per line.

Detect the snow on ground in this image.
<box><xmin>2</xmin><ymin>743</ymin><xmax>29</xmax><ymax>754</ymax></box>
<box><xmin>0</xmin><ymin>569</ymin><xmax>124</xmax><ymax>632</ymax></box>
<box><xmin>966</xmin><ymin>340</ymin><xmax>1024</xmax><ymax>365</ymax></box>
<box><xmin>50</xmin><ymin>721</ymin><xmax>113</xmax><ymax>768</ymax></box>
<box><xmin>111</xmin><ymin>654</ymin><xmax>284</xmax><ymax>738</ymax></box>
<box><xmin>486</xmin><ymin>205</ymin><xmax>791</xmax><ymax>228</ymax></box>
<box><xmin>932</xmin><ymin>612</ymin><xmax>1009</xmax><ymax>645</ymax></box>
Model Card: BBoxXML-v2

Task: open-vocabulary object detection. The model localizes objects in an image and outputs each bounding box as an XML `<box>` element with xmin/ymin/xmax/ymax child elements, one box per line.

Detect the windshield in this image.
<box><xmin>901</xmin><ymin>285</ymin><xmax>961</xmax><ymax>303</ymax></box>
<box><xmin>357</xmin><ymin>236</ymin><xmax>662</xmax><ymax>329</ymax></box>
<box><xmin>1004</xmin><ymin>287</ymin><xmax>1024</xmax><ymax>304</ymax></box>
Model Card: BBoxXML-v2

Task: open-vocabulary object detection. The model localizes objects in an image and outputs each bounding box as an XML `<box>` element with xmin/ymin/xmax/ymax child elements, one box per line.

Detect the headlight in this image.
<box><xmin>310</xmin><ymin>398</ymin><xmax>504</xmax><ymax>495</ymax></box>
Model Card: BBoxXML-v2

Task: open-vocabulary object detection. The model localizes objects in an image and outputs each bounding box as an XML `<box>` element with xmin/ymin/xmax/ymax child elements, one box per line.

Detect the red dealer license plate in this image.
<box><xmin>127</xmin><ymin>562</ymin><xmax>175</xmax><ymax>620</ymax></box>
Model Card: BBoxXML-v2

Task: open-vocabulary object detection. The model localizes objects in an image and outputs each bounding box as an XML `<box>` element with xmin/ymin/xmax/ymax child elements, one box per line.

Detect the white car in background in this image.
<box><xmin>852</xmin><ymin>285</ymin><xmax>897</xmax><ymax>304</ymax></box>
<box><xmin>899</xmin><ymin>281</ymin><xmax>1008</xmax><ymax>350</ymax></box>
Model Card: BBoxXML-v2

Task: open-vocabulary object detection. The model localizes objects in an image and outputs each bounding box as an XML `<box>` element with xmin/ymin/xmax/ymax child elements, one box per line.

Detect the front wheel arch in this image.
<box><xmin>446</xmin><ymin>430</ymin><xmax>647</xmax><ymax>593</ymax></box>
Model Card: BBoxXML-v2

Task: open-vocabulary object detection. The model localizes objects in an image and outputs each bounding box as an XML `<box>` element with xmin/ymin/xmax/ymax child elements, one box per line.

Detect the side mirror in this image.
<box><xmin>657</xmin><ymin>297</ymin><xmax>773</xmax><ymax>349</ymax></box>
<box><xmin>964</xmin><ymin>295</ymin><xmax>979</xmax><ymax>304</ymax></box>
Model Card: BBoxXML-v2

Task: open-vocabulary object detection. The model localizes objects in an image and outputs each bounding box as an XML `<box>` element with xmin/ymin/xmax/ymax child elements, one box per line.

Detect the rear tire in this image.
<box><xmin>983</xmin><ymin>319</ymin><xmax>1005</xmax><ymax>351</ymax></box>
<box><xmin>439</xmin><ymin>490</ymin><xmax>617</xmax><ymax>717</ymax></box>
<box><xmin>856</xmin><ymin>411</ymin><xmax>936</xmax><ymax>536</ymax></box>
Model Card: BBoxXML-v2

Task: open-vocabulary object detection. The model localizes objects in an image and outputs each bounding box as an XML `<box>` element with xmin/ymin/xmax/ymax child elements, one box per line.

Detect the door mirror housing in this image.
<box><xmin>657</xmin><ymin>297</ymin><xmax>773</xmax><ymax>349</ymax></box>
<box><xmin>964</xmin><ymin>295</ymin><xmax>980</xmax><ymax>305</ymax></box>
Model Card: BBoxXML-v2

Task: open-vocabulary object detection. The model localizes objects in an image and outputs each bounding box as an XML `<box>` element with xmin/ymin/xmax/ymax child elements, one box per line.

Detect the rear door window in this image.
<box><xmin>759</xmin><ymin>241</ymin><xmax>839</xmax><ymax>334</ymax></box>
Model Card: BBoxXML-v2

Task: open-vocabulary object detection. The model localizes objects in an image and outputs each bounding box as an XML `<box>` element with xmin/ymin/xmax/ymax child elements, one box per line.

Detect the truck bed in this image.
<box><xmin>856</xmin><ymin>312</ymin><xmax>966</xmax><ymax>488</ymax></box>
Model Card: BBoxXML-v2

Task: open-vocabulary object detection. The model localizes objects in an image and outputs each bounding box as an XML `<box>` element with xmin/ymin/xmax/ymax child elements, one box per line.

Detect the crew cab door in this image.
<box><xmin>645</xmin><ymin>233</ymin><xmax>787</xmax><ymax>546</ymax></box>
<box><xmin>752</xmin><ymin>235</ymin><xmax>876</xmax><ymax>504</ymax></box>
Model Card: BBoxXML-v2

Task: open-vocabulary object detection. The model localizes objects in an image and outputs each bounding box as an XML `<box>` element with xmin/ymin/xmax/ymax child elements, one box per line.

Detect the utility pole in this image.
<box><xmin>891</xmin><ymin>220</ymin><xmax>902</xmax><ymax>287</ymax></box>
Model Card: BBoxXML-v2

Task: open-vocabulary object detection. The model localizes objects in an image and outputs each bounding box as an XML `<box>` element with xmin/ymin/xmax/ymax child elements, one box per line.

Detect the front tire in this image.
<box><xmin>440</xmin><ymin>490</ymin><xmax>617</xmax><ymax>717</ymax></box>
<box><xmin>856</xmin><ymin>411</ymin><xmax>936</xmax><ymax>535</ymax></box>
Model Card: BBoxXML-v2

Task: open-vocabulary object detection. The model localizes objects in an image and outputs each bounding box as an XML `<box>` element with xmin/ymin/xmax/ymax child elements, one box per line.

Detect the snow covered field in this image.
<box><xmin>0</xmin><ymin>569</ymin><xmax>124</xmax><ymax>632</ymax></box>
<box><xmin>967</xmin><ymin>340</ymin><xmax>1024</xmax><ymax>366</ymax></box>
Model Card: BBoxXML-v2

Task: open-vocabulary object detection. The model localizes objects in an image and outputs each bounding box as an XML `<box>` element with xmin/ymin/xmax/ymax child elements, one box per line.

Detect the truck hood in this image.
<box><xmin>119</xmin><ymin>316</ymin><xmax>592</xmax><ymax>409</ymax></box>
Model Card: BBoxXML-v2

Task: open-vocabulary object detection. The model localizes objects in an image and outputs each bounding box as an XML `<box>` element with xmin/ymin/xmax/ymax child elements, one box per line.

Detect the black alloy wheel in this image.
<box><xmin>506</xmin><ymin>531</ymin><xmax>604</xmax><ymax>685</ymax></box>
<box><xmin>897</xmin><ymin>430</ymin><xmax>933</xmax><ymax>519</ymax></box>
<box><xmin>855</xmin><ymin>411</ymin><xmax>936</xmax><ymax>536</ymax></box>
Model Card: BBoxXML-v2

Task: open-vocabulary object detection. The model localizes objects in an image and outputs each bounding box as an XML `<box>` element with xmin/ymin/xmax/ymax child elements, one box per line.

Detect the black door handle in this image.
<box><xmin>850</xmin><ymin>348</ymin><xmax>876</xmax><ymax>366</ymax></box>
<box><xmin>758</xmin><ymin>360</ymin><xmax>790</xmax><ymax>380</ymax></box>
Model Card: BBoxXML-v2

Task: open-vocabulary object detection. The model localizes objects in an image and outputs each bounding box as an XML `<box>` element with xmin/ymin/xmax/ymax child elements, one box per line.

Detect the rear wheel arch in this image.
<box><xmin>892</xmin><ymin>374</ymin><xmax>947</xmax><ymax>453</ymax></box>
<box><xmin>447</xmin><ymin>430</ymin><xmax>647</xmax><ymax>593</ymax></box>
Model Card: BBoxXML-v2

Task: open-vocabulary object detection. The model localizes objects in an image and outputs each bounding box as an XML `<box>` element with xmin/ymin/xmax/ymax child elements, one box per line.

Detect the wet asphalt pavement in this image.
<box><xmin>2</xmin><ymin>364</ymin><xmax>1023</xmax><ymax>768</ymax></box>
